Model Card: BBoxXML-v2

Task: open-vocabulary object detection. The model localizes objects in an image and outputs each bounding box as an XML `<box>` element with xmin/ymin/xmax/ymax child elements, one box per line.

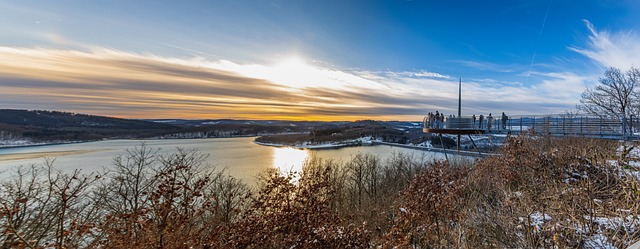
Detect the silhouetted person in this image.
<box><xmin>487</xmin><ymin>113</ymin><xmax>493</xmax><ymax>131</ymax></box>
<box><xmin>429</xmin><ymin>112</ymin><xmax>435</xmax><ymax>128</ymax></box>
<box><xmin>479</xmin><ymin>114</ymin><xmax>484</xmax><ymax>129</ymax></box>
<box><xmin>426</xmin><ymin>112</ymin><xmax>431</xmax><ymax>128</ymax></box>
<box><xmin>502</xmin><ymin>112</ymin><xmax>508</xmax><ymax>130</ymax></box>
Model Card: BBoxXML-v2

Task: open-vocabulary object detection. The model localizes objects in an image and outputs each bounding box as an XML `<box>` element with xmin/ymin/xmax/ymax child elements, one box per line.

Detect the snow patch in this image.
<box><xmin>0</xmin><ymin>137</ymin><xmax>44</xmax><ymax>148</ymax></box>
<box><xmin>584</xmin><ymin>215</ymin><xmax>640</xmax><ymax>233</ymax></box>
<box><xmin>201</xmin><ymin>121</ymin><xmax>220</xmax><ymax>125</ymax></box>
<box><xmin>584</xmin><ymin>234</ymin><xmax>616</xmax><ymax>249</ymax></box>
<box><xmin>529</xmin><ymin>212</ymin><xmax>552</xmax><ymax>232</ymax></box>
<box><xmin>154</xmin><ymin>120</ymin><xmax>177</xmax><ymax>123</ymax></box>
<box><xmin>617</xmin><ymin>145</ymin><xmax>640</xmax><ymax>182</ymax></box>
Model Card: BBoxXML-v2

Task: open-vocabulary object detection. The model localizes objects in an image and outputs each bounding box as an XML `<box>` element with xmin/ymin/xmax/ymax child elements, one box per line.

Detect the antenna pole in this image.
<box><xmin>458</xmin><ymin>78</ymin><xmax>461</xmax><ymax>117</ymax></box>
<box><xmin>457</xmin><ymin>78</ymin><xmax>461</xmax><ymax>151</ymax></box>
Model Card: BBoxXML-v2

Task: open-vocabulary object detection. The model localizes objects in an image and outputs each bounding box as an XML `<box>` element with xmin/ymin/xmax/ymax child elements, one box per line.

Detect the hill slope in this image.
<box><xmin>0</xmin><ymin>109</ymin><xmax>180</xmax><ymax>142</ymax></box>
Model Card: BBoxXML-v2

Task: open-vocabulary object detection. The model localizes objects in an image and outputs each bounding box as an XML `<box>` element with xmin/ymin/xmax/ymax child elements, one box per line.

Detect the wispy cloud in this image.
<box><xmin>357</xmin><ymin>70</ymin><xmax>449</xmax><ymax>80</ymax></box>
<box><xmin>0</xmin><ymin>46</ymin><xmax>582</xmax><ymax>120</ymax></box>
<box><xmin>0</xmin><ymin>47</ymin><xmax>412</xmax><ymax>120</ymax></box>
<box><xmin>393</xmin><ymin>70</ymin><xmax>450</xmax><ymax>79</ymax></box>
<box><xmin>570</xmin><ymin>20</ymin><xmax>640</xmax><ymax>70</ymax></box>
<box><xmin>450</xmin><ymin>60</ymin><xmax>517</xmax><ymax>73</ymax></box>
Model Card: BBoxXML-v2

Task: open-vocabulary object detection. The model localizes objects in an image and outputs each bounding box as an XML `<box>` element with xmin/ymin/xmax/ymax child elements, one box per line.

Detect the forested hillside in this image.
<box><xmin>0</xmin><ymin>109</ymin><xmax>180</xmax><ymax>141</ymax></box>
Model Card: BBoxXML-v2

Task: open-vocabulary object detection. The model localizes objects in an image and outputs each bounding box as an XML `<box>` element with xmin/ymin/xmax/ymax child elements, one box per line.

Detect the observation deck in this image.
<box><xmin>423</xmin><ymin>114</ymin><xmax>640</xmax><ymax>140</ymax></box>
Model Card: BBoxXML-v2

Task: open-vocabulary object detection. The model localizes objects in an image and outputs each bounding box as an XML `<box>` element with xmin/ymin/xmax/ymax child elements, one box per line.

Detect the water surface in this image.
<box><xmin>0</xmin><ymin>137</ymin><xmax>449</xmax><ymax>184</ymax></box>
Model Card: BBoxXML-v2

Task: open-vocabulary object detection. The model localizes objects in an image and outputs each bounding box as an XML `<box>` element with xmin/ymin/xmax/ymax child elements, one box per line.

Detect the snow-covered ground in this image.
<box><xmin>618</xmin><ymin>145</ymin><xmax>640</xmax><ymax>182</ymax></box>
<box><xmin>408</xmin><ymin>140</ymin><xmax>433</xmax><ymax>148</ymax></box>
<box><xmin>516</xmin><ymin>208</ymin><xmax>638</xmax><ymax>248</ymax></box>
<box><xmin>0</xmin><ymin>138</ymin><xmax>47</xmax><ymax>148</ymax></box>
<box><xmin>532</xmin><ymin>144</ymin><xmax>640</xmax><ymax>248</ymax></box>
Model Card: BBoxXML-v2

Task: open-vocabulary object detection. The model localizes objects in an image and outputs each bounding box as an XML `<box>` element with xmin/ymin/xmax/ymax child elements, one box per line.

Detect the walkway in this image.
<box><xmin>423</xmin><ymin>114</ymin><xmax>640</xmax><ymax>140</ymax></box>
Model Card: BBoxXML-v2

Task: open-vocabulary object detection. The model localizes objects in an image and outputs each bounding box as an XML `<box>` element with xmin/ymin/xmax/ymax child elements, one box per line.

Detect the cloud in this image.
<box><xmin>394</xmin><ymin>70</ymin><xmax>450</xmax><ymax>79</ymax></box>
<box><xmin>570</xmin><ymin>20</ymin><xmax>640</xmax><ymax>70</ymax></box>
<box><xmin>357</xmin><ymin>70</ymin><xmax>449</xmax><ymax>80</ymax></box>
<box><xmin>340</xmin><ymin>69</ymin><xmax>584</xmax><ymax>115</ymax></box>
<box><xmin>450</xmin><ymin>60</ymin><xmax>516</xmax><ymax>73</ymax></box>
<box><xmin>0</xmin><ymin>46</ymin><xmax>585</xmax><ymax>120</ymax></box>
<box><xmin>0</xmin><ymin>47</ymin><xmax>439</xmax><ymax>120</ymax></box>
<box><xmin>530</xmin><ymin>72</ymin><xmax>590</xmax><ymax>100</ymax></box>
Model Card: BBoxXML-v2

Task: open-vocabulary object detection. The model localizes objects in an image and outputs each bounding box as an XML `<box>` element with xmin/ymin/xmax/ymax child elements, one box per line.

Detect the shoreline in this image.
<box><xmin>253</xmin><ymin>139</ymin><xmax>494</xmax><ymax>157</ymax></box>
<box><xmin>3</xmin><ymin>137</ymin><xmax>496</xmax><ymax>158</ymax></box>
<box><xmin>253</xmin><ymin>140</ymin><xmax>362</xmax><ymax>150</ymax></box>
<box><xmin>0</xmin><ymin>135</ymin><xmax>262</xmax><ymax>150</ymax></box>
<box><xmin>0</xmin><ymin>140</ymin><xmax>91</xmax><ymax>150</ymax></box>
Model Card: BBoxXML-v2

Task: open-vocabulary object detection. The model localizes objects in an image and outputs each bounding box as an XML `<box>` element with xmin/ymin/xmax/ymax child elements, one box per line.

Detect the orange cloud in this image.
<box><xmin>0</xmin><ymin>47</ymin><xmax>436</xmax><ymax>120</ymax></box>
<box><xmin>0</xmin><ymin>46</ymin><xmax>579</xmax><ymax>120</ymax></box>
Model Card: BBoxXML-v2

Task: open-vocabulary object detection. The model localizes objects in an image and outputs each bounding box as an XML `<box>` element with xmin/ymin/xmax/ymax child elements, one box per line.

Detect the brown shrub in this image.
<box><xmin>225</xmin><ymin>163</ymin><xmax>371</xmax><ymax>248</ymax></box>
<box><xmin>464</xmin><ymin>134</ymin><xmax>640</xmax><ymax>248</ymax></box>
<box><xmin>96</xmin><ymin>147</ymin><xmax>250</xmax><ymax>248</ymax></box>
<box><xmin>383</xmin><ymin>160</ymin><xmax>470</xmax><ymax>248</ymax></box>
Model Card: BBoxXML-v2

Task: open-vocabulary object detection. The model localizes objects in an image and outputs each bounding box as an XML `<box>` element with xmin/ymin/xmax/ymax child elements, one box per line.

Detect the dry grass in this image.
<box><xmin>464</xmin><ymin>135</ymin><xmax>640</xmax><ymax>248</ymax></box>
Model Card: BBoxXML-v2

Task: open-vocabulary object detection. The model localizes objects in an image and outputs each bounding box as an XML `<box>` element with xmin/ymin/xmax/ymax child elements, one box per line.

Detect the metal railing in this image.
<box><xmin>423</xmin><ymin>114</ymin><xmax>640</xmax><ymax>140</ymax></box>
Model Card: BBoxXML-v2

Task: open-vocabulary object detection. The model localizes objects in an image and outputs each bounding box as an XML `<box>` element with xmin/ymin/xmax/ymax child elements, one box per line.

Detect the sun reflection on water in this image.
<box><xmin>272</xmin><ymin>147</ymin><xmax>309</xmax><ymax>175</ymax></box>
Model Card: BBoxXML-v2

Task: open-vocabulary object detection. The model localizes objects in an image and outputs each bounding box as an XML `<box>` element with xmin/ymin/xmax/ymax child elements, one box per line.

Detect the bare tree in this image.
<box><xmin>96</xmin><ymin>144</ymin><xmax>159</xmax><ymax>216</ymax></box>
<box><xmin>579</xmin><ymin>67</ymin><xmax>640</xmax><ymax>134</ymax></box>
<box><xmin>95</xmin><ymin>146</ymin><xmax>251</xmax><ymax>248</ymax></box>
<box><xmin>0</xmin><ymin>159</ymin><xmax>99</xmax><ymax>248</ymax></box>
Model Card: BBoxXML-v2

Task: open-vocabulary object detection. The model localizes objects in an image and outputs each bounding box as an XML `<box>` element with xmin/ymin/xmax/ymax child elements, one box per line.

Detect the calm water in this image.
<box><xmin>0</xmin><ymin>137</ymin><xmax>448</xmax><ymax>184</ymax></box>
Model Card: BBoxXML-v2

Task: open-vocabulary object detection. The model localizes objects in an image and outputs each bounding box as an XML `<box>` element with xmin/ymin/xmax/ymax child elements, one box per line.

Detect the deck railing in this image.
<box><xmin>423</xmin><ymin>114</ymin><xmax>640</xmax><ymax>140</ymax></box>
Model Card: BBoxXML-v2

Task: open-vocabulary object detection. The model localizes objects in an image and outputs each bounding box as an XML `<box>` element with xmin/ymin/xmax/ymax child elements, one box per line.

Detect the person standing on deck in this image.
<box><xmin>434</xmin><ymin>111</ymin><xmax>440</xmax><ymax>129</ymax></box>
<box><xmin>487</xmin><ymin>113</ymin><xmax>493</xmax><ymax>131</ymax></box>
<box><xmin>479</xmin><ymin>114</ymin><xmax>484</xmax><ymax>129</ymax></box>
<box><xmin>502</xmin><ymin>112</ymin><xmax>508</xmax><ymax>130</ymax></box>
<box><xmin>429</xmin><ymin>112</ymin><xmax>435</xmax><ymax>128</ymax></box>
<box><xmin>472</xmin><ymin>114</ymin><xmax>476</xmax><ymax>127</ymax></box>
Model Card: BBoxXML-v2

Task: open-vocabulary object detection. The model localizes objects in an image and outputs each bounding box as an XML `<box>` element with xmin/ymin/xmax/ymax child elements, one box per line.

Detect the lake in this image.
<box><xmin>0</xmin><ymin>137</ymin><xmax>450</xmax><ymax>185</ymax></box>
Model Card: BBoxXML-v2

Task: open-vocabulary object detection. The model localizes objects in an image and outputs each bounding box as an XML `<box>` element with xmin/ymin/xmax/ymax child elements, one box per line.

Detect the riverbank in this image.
<box><xmin>253</xmin><ymin>140</ymin><xmax>364</xmax><ymax>150</ymax></box>
<box><xmin>0</xmin><ymin>140</ymin><xmax>89</xmax><ymax>150</ymax></box>
<box><xmin>253</xmin><ymin>137</ymin><xmax>495</xmax><ymax>157</ymax></box>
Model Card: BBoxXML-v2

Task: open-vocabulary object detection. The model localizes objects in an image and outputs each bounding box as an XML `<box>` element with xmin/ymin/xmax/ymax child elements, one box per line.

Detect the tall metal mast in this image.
<box><xmin>458</xmin><ymin>78</ymin><xmax>461</xmax><ymax>117</ymax></box>
<box><xmin>457</xmin><ymin>78</ymin><xmax>461</xmax><ymax>151</ymax></box>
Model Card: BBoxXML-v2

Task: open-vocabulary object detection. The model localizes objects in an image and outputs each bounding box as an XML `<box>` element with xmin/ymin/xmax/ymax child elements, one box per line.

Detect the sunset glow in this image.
<box><xmin>273</xmin><ymin>147</ymin><xmax>308</xmax><ymax>174</ymax></box>
<box><xmin>1</xmin><ymin>1</ymin><xmax>639</xmax><ymax>120</ymax></box>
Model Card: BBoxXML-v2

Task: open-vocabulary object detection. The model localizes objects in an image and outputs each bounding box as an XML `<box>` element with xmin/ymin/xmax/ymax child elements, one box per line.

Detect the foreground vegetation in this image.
<box><xmin>1</xmin><ymin>135</ymin><xmax>640</xmax><ymax>248</ymax></box>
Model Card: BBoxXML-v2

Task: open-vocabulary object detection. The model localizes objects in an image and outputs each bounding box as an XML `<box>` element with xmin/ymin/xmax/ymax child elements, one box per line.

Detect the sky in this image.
<box><xmin>1</xmin><ymin>0</ymin><xmax>640</xmax><ymax>121</ymax></box>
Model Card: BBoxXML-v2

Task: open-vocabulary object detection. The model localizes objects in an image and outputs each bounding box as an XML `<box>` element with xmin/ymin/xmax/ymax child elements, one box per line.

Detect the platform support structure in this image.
<box><xmin>467</xmin><ymin>134</ymin><xmax>483</xmax><ymax>156</ymax></box>
<box><xmin>439</xmin><ymin>133</ymin><xmax>449</xmax><ymax>162</ymax></box>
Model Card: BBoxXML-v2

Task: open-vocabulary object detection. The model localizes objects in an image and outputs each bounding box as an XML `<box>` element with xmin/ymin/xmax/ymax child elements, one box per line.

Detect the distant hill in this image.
<box><xmin>145</xmin><ymin>119</ymin><xmax>349</xmax><ymax>128</ymax></box>
<box><xmin>145</xmin><ymin>119</ymin><xmax>347</xmax><ymax>139</ymax></box>
<box><xmin>0</xmin><ymin>109</ymin><xmax>180</xmax><ymax>142</ymax></box>
<box><xmin>0</xmin><ymin>109</ymin><xmax>427</xmax><ymax>145</ymax></box>
<box><xmin>254</xmin><ymin>119</ymin><xmax>435</xmax><ymax>147</ymax></box>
